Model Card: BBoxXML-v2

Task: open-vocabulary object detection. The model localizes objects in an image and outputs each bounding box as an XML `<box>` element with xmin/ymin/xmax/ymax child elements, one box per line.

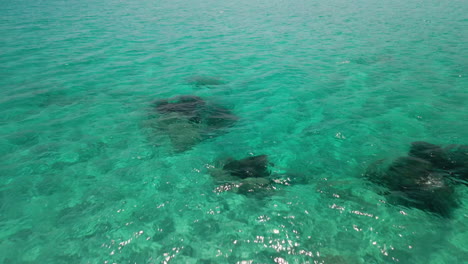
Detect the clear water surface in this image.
<box><xmin>0</xmin><ymin>0</ymin><xmax>467</xmax><ymax>263</ymax></box>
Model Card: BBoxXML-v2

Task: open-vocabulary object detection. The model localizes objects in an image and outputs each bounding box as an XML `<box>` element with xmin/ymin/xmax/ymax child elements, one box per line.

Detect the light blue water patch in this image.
<box><xmin>0</xmin><ymin>0</ymin><xmax>467</xmax><ymax>263</ymax></box>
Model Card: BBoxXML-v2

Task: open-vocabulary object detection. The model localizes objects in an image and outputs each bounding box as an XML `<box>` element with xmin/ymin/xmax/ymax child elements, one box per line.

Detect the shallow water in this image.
<box><xmin>1</xmin><ymin>0</ymin><xmax>467</xmax><ymax>263</ymax></box>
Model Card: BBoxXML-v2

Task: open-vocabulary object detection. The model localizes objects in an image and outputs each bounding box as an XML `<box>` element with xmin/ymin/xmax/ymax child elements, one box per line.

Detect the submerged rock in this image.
<box><xmin>153</xmin><ymin>95</ymin><xmax>237</xmax><ymax>152</ymax></box>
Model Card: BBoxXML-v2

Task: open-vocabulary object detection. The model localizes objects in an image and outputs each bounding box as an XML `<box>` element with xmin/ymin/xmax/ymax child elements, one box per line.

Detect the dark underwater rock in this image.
<box><xmin>223</xmin><ymin>155</ymin><xmax>270</xmax><ymax>179</ymax></box>
<box><xmin>153</xmin><ymin>95</ymin><xmax>238</xmax><ymax>152</ymax></box>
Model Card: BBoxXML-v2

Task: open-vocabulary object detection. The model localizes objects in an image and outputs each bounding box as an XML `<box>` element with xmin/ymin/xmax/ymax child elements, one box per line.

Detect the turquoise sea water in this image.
<box><xmin>1</xmin><ymin>0</ymin><xmax>467</xmax><ymax>263</ymax></box>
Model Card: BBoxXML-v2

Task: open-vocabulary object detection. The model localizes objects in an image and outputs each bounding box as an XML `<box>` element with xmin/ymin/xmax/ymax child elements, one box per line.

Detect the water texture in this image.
<box><xmin>0</xmin><ymin>0</ymin><xmax>467</xmax><ymax>263</ymax></box>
